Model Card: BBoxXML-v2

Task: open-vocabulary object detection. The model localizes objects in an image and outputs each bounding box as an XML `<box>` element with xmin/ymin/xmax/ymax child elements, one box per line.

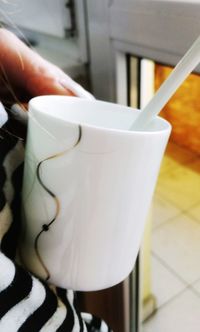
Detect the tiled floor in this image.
<box><xmin>143</xmin><ymin>141</ymin><xmax>200</xmax><ymax>332</ymax></box>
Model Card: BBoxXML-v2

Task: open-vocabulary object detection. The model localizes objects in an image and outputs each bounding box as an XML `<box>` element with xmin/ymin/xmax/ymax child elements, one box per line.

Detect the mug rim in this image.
<box><xmin>29</xmin><ymin>95</ymin><xmax>171</xmax><ymax>136</ymax></box>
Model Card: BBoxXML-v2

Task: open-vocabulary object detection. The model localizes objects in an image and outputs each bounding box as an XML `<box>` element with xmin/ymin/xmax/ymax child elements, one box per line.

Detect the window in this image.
<box><xmin>0</xmin><ymin>0</ymin><xmax>70</xmax><ymax>37</ymax></box>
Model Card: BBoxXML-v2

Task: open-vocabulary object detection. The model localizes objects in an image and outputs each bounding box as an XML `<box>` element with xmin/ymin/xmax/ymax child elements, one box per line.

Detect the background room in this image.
<box><xmin>1</xmin><ymin>1</ymin><xmax>200</xmax><ymax>331</ymax></box>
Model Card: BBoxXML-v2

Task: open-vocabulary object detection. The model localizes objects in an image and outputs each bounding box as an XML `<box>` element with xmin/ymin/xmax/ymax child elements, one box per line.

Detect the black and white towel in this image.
<box><xmin>0</xmin><ymin>103</ymin><xmax>111</xmax><ymax>332</ymax></box>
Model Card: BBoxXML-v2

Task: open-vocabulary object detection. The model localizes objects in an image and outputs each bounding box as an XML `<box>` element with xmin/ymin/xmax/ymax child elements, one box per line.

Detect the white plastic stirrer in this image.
<box><xmin>130</xmin><ymin>35</ymin><xmax>200</xmax><ymax>131</ymax></box>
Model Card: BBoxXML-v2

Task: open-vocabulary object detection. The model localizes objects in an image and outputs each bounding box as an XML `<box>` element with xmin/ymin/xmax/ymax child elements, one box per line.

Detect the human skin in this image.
<box><xmin>0</xmin><ymin>28</ymin><xmax>89</xmax><ymax>105</ymax></box>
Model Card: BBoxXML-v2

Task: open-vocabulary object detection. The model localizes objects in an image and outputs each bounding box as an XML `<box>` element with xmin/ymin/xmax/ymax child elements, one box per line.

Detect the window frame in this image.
<box><xmin>87</xmin><ymin>0</ymin><xmax>200</xmax><ymax>100</ymax></box>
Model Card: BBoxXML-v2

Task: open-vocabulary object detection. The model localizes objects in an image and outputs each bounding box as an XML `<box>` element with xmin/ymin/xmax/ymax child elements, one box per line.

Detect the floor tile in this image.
<box><xmin>151</xmin><ymin>255</ymin><xmax>186</xmax><ymax>308</ymax></box>
<box><xmin>151</xmin><ymin>195</ymin><xmax>181</xmax><ymax>229</ymax></box>
<box><xmin>159</xmin><ymin>142</ymin><xmax>197</xmax><ymax>175</ymax></box>
<box><xmin>143</xmin><ymin>289</ymin><xmax>200</xmax><ymax>332</ymax></box>
<box><xmin>152</xmin><ymin>214</ymin><xmax>200</xmax><ymax>284</ymax></box>
<box><xmin>156</xmin><ymin>161</ymin><xmax>200</xmax><ymax>210</ymax></box>
<box><xmin>187</xmin><ymin>203</ymin><xmax>200</xmax><ymax>224</ymax></box>
<box><xmin>143</xmin><ymin>143</ymin><xmax>200</xmax><ymax>332</ymax></box>
<box><xmin>192</xmin><ymin>279</ymin><xmax>200</xmax><ymax>296</ymax></box>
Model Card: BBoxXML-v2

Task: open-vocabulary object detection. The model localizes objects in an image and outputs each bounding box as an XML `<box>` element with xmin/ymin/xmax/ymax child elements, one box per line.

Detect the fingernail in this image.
<box><xmin>59</xmin><ymin>78</ymin><xmax>95</xmax><ymax>100</ymax></box>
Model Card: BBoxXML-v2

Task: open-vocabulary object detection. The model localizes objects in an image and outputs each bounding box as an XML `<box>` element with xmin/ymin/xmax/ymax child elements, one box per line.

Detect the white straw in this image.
<box><xmin>130</xmin><ymin>35</ymin><xmax>200</xmax><ymax>130</ymax></box>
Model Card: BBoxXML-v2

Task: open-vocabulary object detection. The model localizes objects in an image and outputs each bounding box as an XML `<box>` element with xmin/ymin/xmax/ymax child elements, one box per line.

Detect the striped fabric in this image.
<box><xmin>0</xmin><ymin>106</ymin><xmax>112</xmax><ymax>332</ymax></box>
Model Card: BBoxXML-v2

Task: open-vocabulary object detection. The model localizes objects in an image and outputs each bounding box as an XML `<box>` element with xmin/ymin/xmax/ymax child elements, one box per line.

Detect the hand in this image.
<box><xmin>0</xmin><ymin>29</ymin><xmax>93</xmax><ymax>106</ymax></box>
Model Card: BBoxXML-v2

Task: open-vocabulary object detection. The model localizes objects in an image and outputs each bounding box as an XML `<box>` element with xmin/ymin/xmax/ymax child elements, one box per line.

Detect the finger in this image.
<box><xmin>24</xmin><ymin>60</ymin><xmax>93</xmax><ymax>98</ymax></box>
<box><xmin>0</xmin><ymin>29</ymin><xmax>94</xmax><ymax>99</ymax></box>
<box><xmin>26</xmin><ymin>73</ymin><xmax>76</xmax><ymax>97</ymax></box>
<box><xmin>0</xmin><ymin>29</ymin><xmax>71</xmax><ymax>96</ymax></box>
<box><xmin>59</xmin><ymin>77</ymin><xmax>95</xmax><ymax>100</ymax></box>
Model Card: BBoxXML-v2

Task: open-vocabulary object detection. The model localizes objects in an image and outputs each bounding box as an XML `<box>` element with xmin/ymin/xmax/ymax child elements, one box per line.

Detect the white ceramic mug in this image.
<box><xmin>20</xmin><ymin>96</ymin><xmax>171</xmax><ymax>291</ymax></box>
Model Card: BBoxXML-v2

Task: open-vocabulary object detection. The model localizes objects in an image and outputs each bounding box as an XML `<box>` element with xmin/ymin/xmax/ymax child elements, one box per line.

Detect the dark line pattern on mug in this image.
<box><xmin>34</xmin><ymin>125</ymin><xmax>82</xmax><ymax>281</ymax></box>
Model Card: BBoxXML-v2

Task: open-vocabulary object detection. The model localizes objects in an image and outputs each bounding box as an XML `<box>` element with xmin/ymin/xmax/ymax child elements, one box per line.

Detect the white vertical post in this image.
<box><xmin>115</xmin><ymin>51</ymin><xmax>128</xmax><ymax>105</ymax></box>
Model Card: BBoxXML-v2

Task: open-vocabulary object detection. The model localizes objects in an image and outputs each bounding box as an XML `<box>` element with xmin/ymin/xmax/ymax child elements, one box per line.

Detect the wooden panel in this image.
<box><xmin>155</xmin><ymin>64</ymin><xmax>200</xmax><ymax>154</ymax></box>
